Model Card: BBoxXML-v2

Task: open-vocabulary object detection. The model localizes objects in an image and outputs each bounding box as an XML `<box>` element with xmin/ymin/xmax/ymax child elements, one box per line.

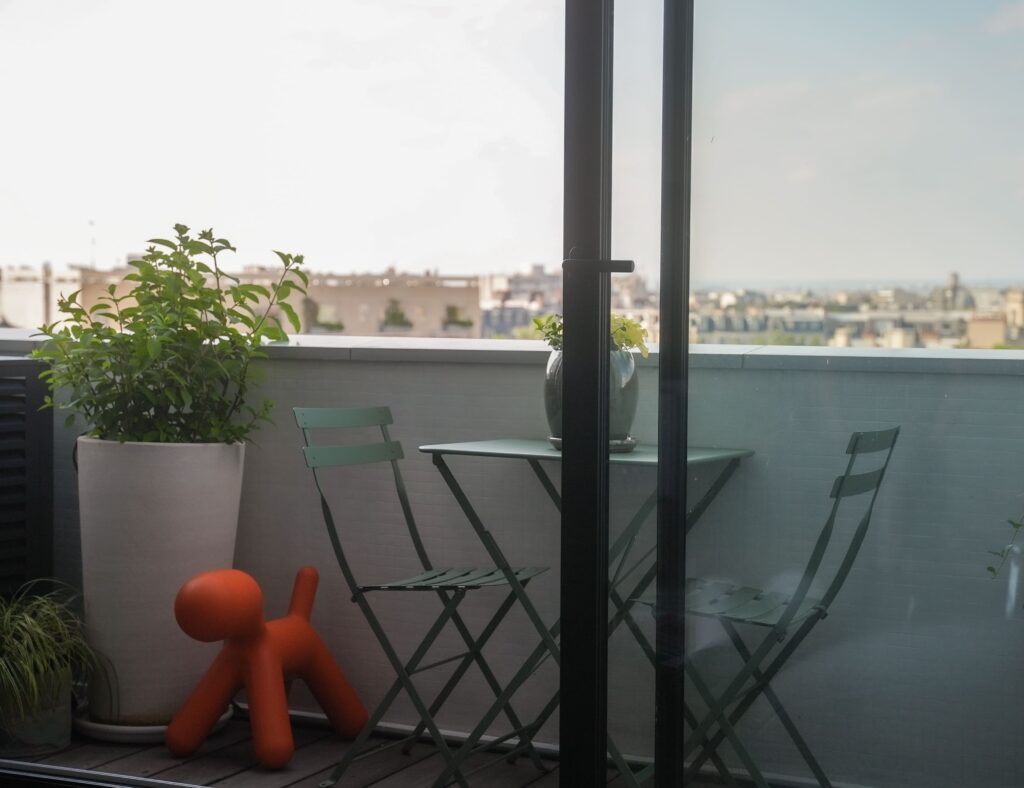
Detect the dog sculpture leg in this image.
<box><xmin>302</xmin><ymin>634</ymin><xmax>369</xmax><ymax>739</ymax></box>
<box><xmin>166</xmin><ymin>649</ymin><xmax>243</xmax><ymax>756</ymax></box>
<box><xmin>247</xmin><ymin>649</ymin><xmax>294</xmax><ymax>769</ymax></box>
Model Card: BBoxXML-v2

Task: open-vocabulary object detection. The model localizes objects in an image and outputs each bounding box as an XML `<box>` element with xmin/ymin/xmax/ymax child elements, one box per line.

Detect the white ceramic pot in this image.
<box><xmin>77</xmin><ymin>438</ymin><xmax>244</xmax><ymax>726</ymax></box>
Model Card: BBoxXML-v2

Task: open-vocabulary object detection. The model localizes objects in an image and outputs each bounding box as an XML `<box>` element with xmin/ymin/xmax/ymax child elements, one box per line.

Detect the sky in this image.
<box><xmin>0</xmin><ymin>0</ymin><xmax>1022</xmax><ymax>286</ymax></box>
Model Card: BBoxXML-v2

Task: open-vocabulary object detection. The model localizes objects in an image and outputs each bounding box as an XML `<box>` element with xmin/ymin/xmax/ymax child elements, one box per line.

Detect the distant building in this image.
<box><xmin>0</xmin><ymin>263</ymin><xmax>83</xmax><ymax>329</ymax></box>
<box><xmin>1005</xmin><ymin>290</ymin><xmax>1024</xmax><ymax>341</ymax></box>
<box><xmin>479</xmin><ymin>264</ymin><xmax>562</xmax><ymax>338</ymax></box>
<box><xmin>929</xmin><ymin>271</ymin><xmax>975</xmax><ymax>311</ymax></box>
<box><xmin>71</xmin><ymin>264</ymin><xmax>482</xmax><ymax>338</ymax></box>
<box><xmin>691</xmin><ymin>307</ymin><xmax>827</xmax><ymax>345</ymax></box>
<box><xmin>884</xmin><ymin>326</ymin><xmax>919</xmax><ymax>349</ymax></box>
<box><xmin>965</xmin><ymin>315</ymin><xmax>1006</xmax><ymax>349</ymax></box>
<box><xmin>480</xmin><ymin>264</ymin><xmax>562</xmax><ymax>311</ymax></box>
<box><xmin>245</xmin><ymin>266</ymin><xmax>480</xmax><ymax>338</ymax></box>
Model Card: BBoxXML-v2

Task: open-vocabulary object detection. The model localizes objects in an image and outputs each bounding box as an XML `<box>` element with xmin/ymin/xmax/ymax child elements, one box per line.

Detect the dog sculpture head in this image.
<box><xmin>175</xmin><ymin>569</ymin><xmax>265</xmax><ymax>642</ymax></box>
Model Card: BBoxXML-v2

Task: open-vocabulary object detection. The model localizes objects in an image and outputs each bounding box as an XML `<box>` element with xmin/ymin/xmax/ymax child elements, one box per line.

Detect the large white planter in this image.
<box><xmin>77</xmin><ymin>438</ymin><xmax>244</xmax><ymax>726</ymax></box>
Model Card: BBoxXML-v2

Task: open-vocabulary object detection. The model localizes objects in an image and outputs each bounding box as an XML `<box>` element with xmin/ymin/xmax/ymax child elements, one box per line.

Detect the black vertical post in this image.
<box><xmin>656</xmin><ymin>1</ymin><xmax>694</xmax><ymax>786</ymax></box>
<box><xmin>561</xmin><ymin>0</ymin><xmax>614</xmax><ymax>785</ymax></box>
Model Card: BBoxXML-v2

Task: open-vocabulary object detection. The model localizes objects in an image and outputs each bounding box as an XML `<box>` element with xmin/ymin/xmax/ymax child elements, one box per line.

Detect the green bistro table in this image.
<box><xmin>419</xmin><ymin>438</ymin><xmax>753</xmax><ymax>787</ymax></box>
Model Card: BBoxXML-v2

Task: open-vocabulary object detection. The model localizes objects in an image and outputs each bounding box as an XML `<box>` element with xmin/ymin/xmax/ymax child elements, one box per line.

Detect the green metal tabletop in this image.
<box><xmin>418</xmin><ymin>438</ymin><xmax>753</xmax><ymax>467</ymax></box>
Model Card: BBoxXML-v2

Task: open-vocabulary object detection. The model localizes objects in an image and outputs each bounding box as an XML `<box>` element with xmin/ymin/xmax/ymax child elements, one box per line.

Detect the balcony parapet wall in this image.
<box><xmin>3</xmin><ymin>328</ymin><xmax>1023</xmax><ymax>788</ymax></box>
<box><xmin>6</xmin><ymin>327</ymin><xmax>1024</xmax><ymax>374</ymax></box>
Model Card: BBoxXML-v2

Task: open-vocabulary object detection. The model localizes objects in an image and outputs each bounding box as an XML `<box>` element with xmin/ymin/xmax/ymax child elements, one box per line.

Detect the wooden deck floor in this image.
<box><xmin>1</xmin><ymin>720</ymin><xmax>662</xmax><ymax>787</ymax></box>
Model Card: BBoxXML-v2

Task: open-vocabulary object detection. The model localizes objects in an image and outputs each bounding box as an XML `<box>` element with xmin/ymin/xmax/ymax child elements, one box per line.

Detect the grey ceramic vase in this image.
<box><xmin>544</xmin><ymin>349</ymin><xmax>639</xmax><ymax>443</ymax></box>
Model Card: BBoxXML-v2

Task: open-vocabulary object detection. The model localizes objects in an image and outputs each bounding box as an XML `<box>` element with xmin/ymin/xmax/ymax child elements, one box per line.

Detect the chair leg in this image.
<box><xmin>687</xmin><ymin>618</ymin><xmax>833</xmax><ymax>788</ymax></box>
<box><xmin>429</xmin><ymin>626</ymin><xmax>559</xmax><ymax>788</ymax></box>
<box><xmin>684</xmin><ymin>657</ymin><xmax>772</xmax><ymax>788</ymax></box>
<box><xmin>318</xmin><ymin>673</ymin><xmax>407</xmax><ymax>787</ymax></box>
<box><xmin>320</xmin><ymin>591</ymin><xmax>472</xmax><ymax>788</ymax></box>
<box><xmin>682</xmin><ymin>703</ymin><xmax>740</xmax><ymax>787</ymax></box>
<box><xmin>402</xmin><ymin>588</ymin><xmax>547</xmax><ymax>771</ymax></box>
<box><xmin>681</xmin><ymin>628</ymin><xmax>778</xmax><ymax>762</ymax></box>
<box><xmin>399</xmin><ymin>590</ymin><xmax>513</xmax><ymax>754</ymax></box>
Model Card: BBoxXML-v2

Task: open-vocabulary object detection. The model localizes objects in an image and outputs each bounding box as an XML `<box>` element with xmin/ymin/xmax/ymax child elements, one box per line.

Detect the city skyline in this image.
<box><xmin>1</xmin><ymin>1</ymin><xmax>1022</xmax><ymax>283</ymax></box>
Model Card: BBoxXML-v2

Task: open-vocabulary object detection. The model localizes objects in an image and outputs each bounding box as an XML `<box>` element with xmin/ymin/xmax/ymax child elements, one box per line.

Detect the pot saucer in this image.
<box><xmin>548</xmin><ymin>436</ymin><xmax>638</xmax><ymax>453</ymax></box>
<box><xmin>73</xmin><ymin>705</ymin><xmax>232</xmax><ymax>744</ymax></box>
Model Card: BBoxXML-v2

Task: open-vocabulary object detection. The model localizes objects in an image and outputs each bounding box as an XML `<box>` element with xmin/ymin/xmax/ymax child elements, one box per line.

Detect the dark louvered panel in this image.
<box><xmin>0</xmin><ymin>357</ymin><xmax>52</xmax><ymax>598</ymax></box>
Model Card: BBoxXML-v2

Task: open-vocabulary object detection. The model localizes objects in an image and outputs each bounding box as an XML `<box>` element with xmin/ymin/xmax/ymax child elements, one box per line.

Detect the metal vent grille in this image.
<box><xmin>0</xmin><ymin>358</ymin><xmax>52</xmax><ymax>597</ymax></box>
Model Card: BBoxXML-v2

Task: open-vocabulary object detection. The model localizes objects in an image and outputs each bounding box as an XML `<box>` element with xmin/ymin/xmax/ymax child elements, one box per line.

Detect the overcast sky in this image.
<box><xmin>1</xmin><ymin>1</ymin><xmax>1022</xmax><ymax>286</ymax></box>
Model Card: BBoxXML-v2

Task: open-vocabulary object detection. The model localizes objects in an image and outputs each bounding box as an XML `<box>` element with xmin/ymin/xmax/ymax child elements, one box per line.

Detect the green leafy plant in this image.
<box><xmin>987</xmin><ymin>515</ymin><xmax>1024</xmax><ymax>578</ymax></box>
<box><xmin>442</xmin><ymin>305</ymin><xmax>473</xmax><ymax>329</ymax></box>
<box><xmin>533</xmin><ymin>313</ymin><xmax>650</xmax><ymax>358</ymax></box>
<box><xmin>32</xmin><ymin>224</ymin><xmax>307</xmax><ymax>443</ymax></box>
<box><xmin>0</xmin><ymin>582</ymin><xmax>94</xmax><ymax>723</ymax></box>
<box><xmin>381</xmin><ymin>299</ymin><xmax>413</xmax><ymax>329</ymax></box>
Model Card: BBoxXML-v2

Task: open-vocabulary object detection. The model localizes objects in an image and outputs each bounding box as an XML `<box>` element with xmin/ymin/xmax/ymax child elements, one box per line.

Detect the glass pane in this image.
<box><xmin>687</xmin><ymin>2</ymin><xmax>1021</xmax><ymax>787</ymax></box>
<box><xmin>608</xmin><ymin>1</ymin><xmax>664</xmax><ymax>782</ymax></box>
<box><xmin>0</xmin><ymin>1</ymin><xmax>564</xmax><ymax>341</ymax></box>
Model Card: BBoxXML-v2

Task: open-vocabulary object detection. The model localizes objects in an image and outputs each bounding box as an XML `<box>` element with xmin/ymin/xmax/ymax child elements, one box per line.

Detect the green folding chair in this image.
<box><xmin>678</xmin><ymin>426</ymin><xmax>899</xmax><ymax>788</ymax></box>
<box><xmin>295</xmin><ymin>406</ymin><xmax>549</xmax><ymax>788</ymax></box>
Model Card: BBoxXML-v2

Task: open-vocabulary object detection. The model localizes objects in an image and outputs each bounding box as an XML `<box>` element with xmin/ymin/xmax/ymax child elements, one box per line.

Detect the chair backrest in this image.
<box><xmin>775</xmin><ymin>426</ymin><xmax>900</xmax><ymax>632</ymax></box>
<box><xmin>295</xmin><ymin>406</ymin><xmax>432</xmax><ymax>596</ymax></box>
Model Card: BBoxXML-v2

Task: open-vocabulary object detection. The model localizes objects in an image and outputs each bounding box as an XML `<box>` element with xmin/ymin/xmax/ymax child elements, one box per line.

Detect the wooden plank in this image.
<box><xmin>35</xmin><ymin>739</ymin><xmax>154</xmax><ymax>770</ymax></box>
<box><xmin>21</xmin><ymin>739</ymin><xmax>89</xmax><ymax>764</ymax></box>
<box><xmin>212</xmin><ymin>733</ymin><xmax>363</xmax><ymax>788</ymax></box>
<box><xmin>281</xmin><ymin>737</ymin><xmax>448</xmax><ymax>788</ymax></box>
<box><xmin>154</xmin><ymin>727</ymin><xmax>326</xmax><ymax>786</ymax></box>
<box><xmin>370</xmin><ymin>746</ymin><xmax>554</xmax><ymax>788</ymax></box>
<box><xmin>95</xmin><ymin>721</ymin><xmax>253</xmax><ymax>778</ymax></box>
<box><xmin>520</xmin><ymin>765</ymin><xmax>560</xmax><ymax>786</ymax></box>
<box><xmin>521</xmin><ymin>764</ymin><xmax>622</xmax><ymax>786</ymax></box>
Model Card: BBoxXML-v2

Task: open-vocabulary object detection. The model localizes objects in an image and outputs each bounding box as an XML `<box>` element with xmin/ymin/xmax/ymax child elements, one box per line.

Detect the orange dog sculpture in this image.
<box><xmin>165</xmin><ymin>566</ymin><xmax>367</xmax><ymax>768</ymax></box>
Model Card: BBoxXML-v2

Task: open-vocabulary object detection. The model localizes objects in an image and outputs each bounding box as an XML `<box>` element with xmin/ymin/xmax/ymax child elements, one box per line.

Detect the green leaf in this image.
<box><xmin>146</xmin><ymin>337</ymin><xmax>161</xmax><ymax>359</ymax></box>
<box><xmin>277</xmin><ymin>301</ymin><xmax>301</xmax><ymax>333</ymax></box>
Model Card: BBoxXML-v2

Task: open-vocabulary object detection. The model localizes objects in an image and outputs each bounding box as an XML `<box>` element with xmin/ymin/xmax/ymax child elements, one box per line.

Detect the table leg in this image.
<box><xmin>432</xmin><ymin>454</ymin><xmax>561</xmax><ymax>664</ymax></box>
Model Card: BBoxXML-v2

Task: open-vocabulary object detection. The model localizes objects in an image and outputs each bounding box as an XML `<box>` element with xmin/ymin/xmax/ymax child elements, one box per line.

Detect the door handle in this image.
<box><xmin>562</xmin><ymin>258</ymin><xmax>635</xmax><ymax>274</ymax></box>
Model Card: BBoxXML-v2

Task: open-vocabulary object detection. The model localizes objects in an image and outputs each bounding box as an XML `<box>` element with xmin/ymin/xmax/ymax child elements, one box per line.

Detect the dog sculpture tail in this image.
<box><xmin>288</xmin><ymin>565</ymin><xmax>319</xmax><ymax>620</ymax></box>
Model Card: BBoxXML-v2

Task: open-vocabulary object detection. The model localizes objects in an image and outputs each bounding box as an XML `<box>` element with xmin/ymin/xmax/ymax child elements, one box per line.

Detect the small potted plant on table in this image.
<box><xmin>534</xmin><ymin>313</ymin><xmax>649</xmax><ymax>451</ymax></box>
<box><xmin>0</xmin><ymin>583</ymin><xmax>94</xmax><ymax>756</ymax></box>
<box><xmin>32</xmin><ymin>224</ymin><xmax>306</xmax><ymax>736</ymax></box>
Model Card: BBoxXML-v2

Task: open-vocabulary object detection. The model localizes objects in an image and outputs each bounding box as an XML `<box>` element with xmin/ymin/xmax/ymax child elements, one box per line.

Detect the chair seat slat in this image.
<box><xmin>692</xmin><ymin>586</ymin><xmax>764</xmax><ymax>616</ymax></box>
<box><xmin>746</xmin><ymin>597</ymin><xmax>822</xmax><ymax>626</ymax></box>
<box><xmin>475</xmin><ymin>566</ymin><xmax>548</xmax><ymax>586</ymax></box>
<box><xmin>410</xmin><ymin>568</ymin><xmax>477</xmax><ymax>587</ymax></box>
<box><xmin>361</xmin><ymin>566</ymin><xmax>548</xmax><ymax>592</ymax></box>
<box><xmin>429</xmin><ymin>568</ymin><xmax>494</xmax><ymax>587</ymax></box>
<box><xmin>683</xmin><ymin>579</ymin><xmax>823</xmax><ymax>628</ymax></box>
<box><xmin>684</xmin><ymin>580</ymin><xmax>734</xmax><ymax>608</ymax></box>
<box><xmin>722</xmin><ymin>591</ymin><xmax>789</xmax><ymax>621</ymax></box>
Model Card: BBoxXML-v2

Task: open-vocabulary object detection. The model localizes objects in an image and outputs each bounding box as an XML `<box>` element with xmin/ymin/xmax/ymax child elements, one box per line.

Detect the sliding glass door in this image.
<box><xmin>560</xmin><ymin>2</ymin><xmax>689</xmax><ymax>786</ymax></box>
